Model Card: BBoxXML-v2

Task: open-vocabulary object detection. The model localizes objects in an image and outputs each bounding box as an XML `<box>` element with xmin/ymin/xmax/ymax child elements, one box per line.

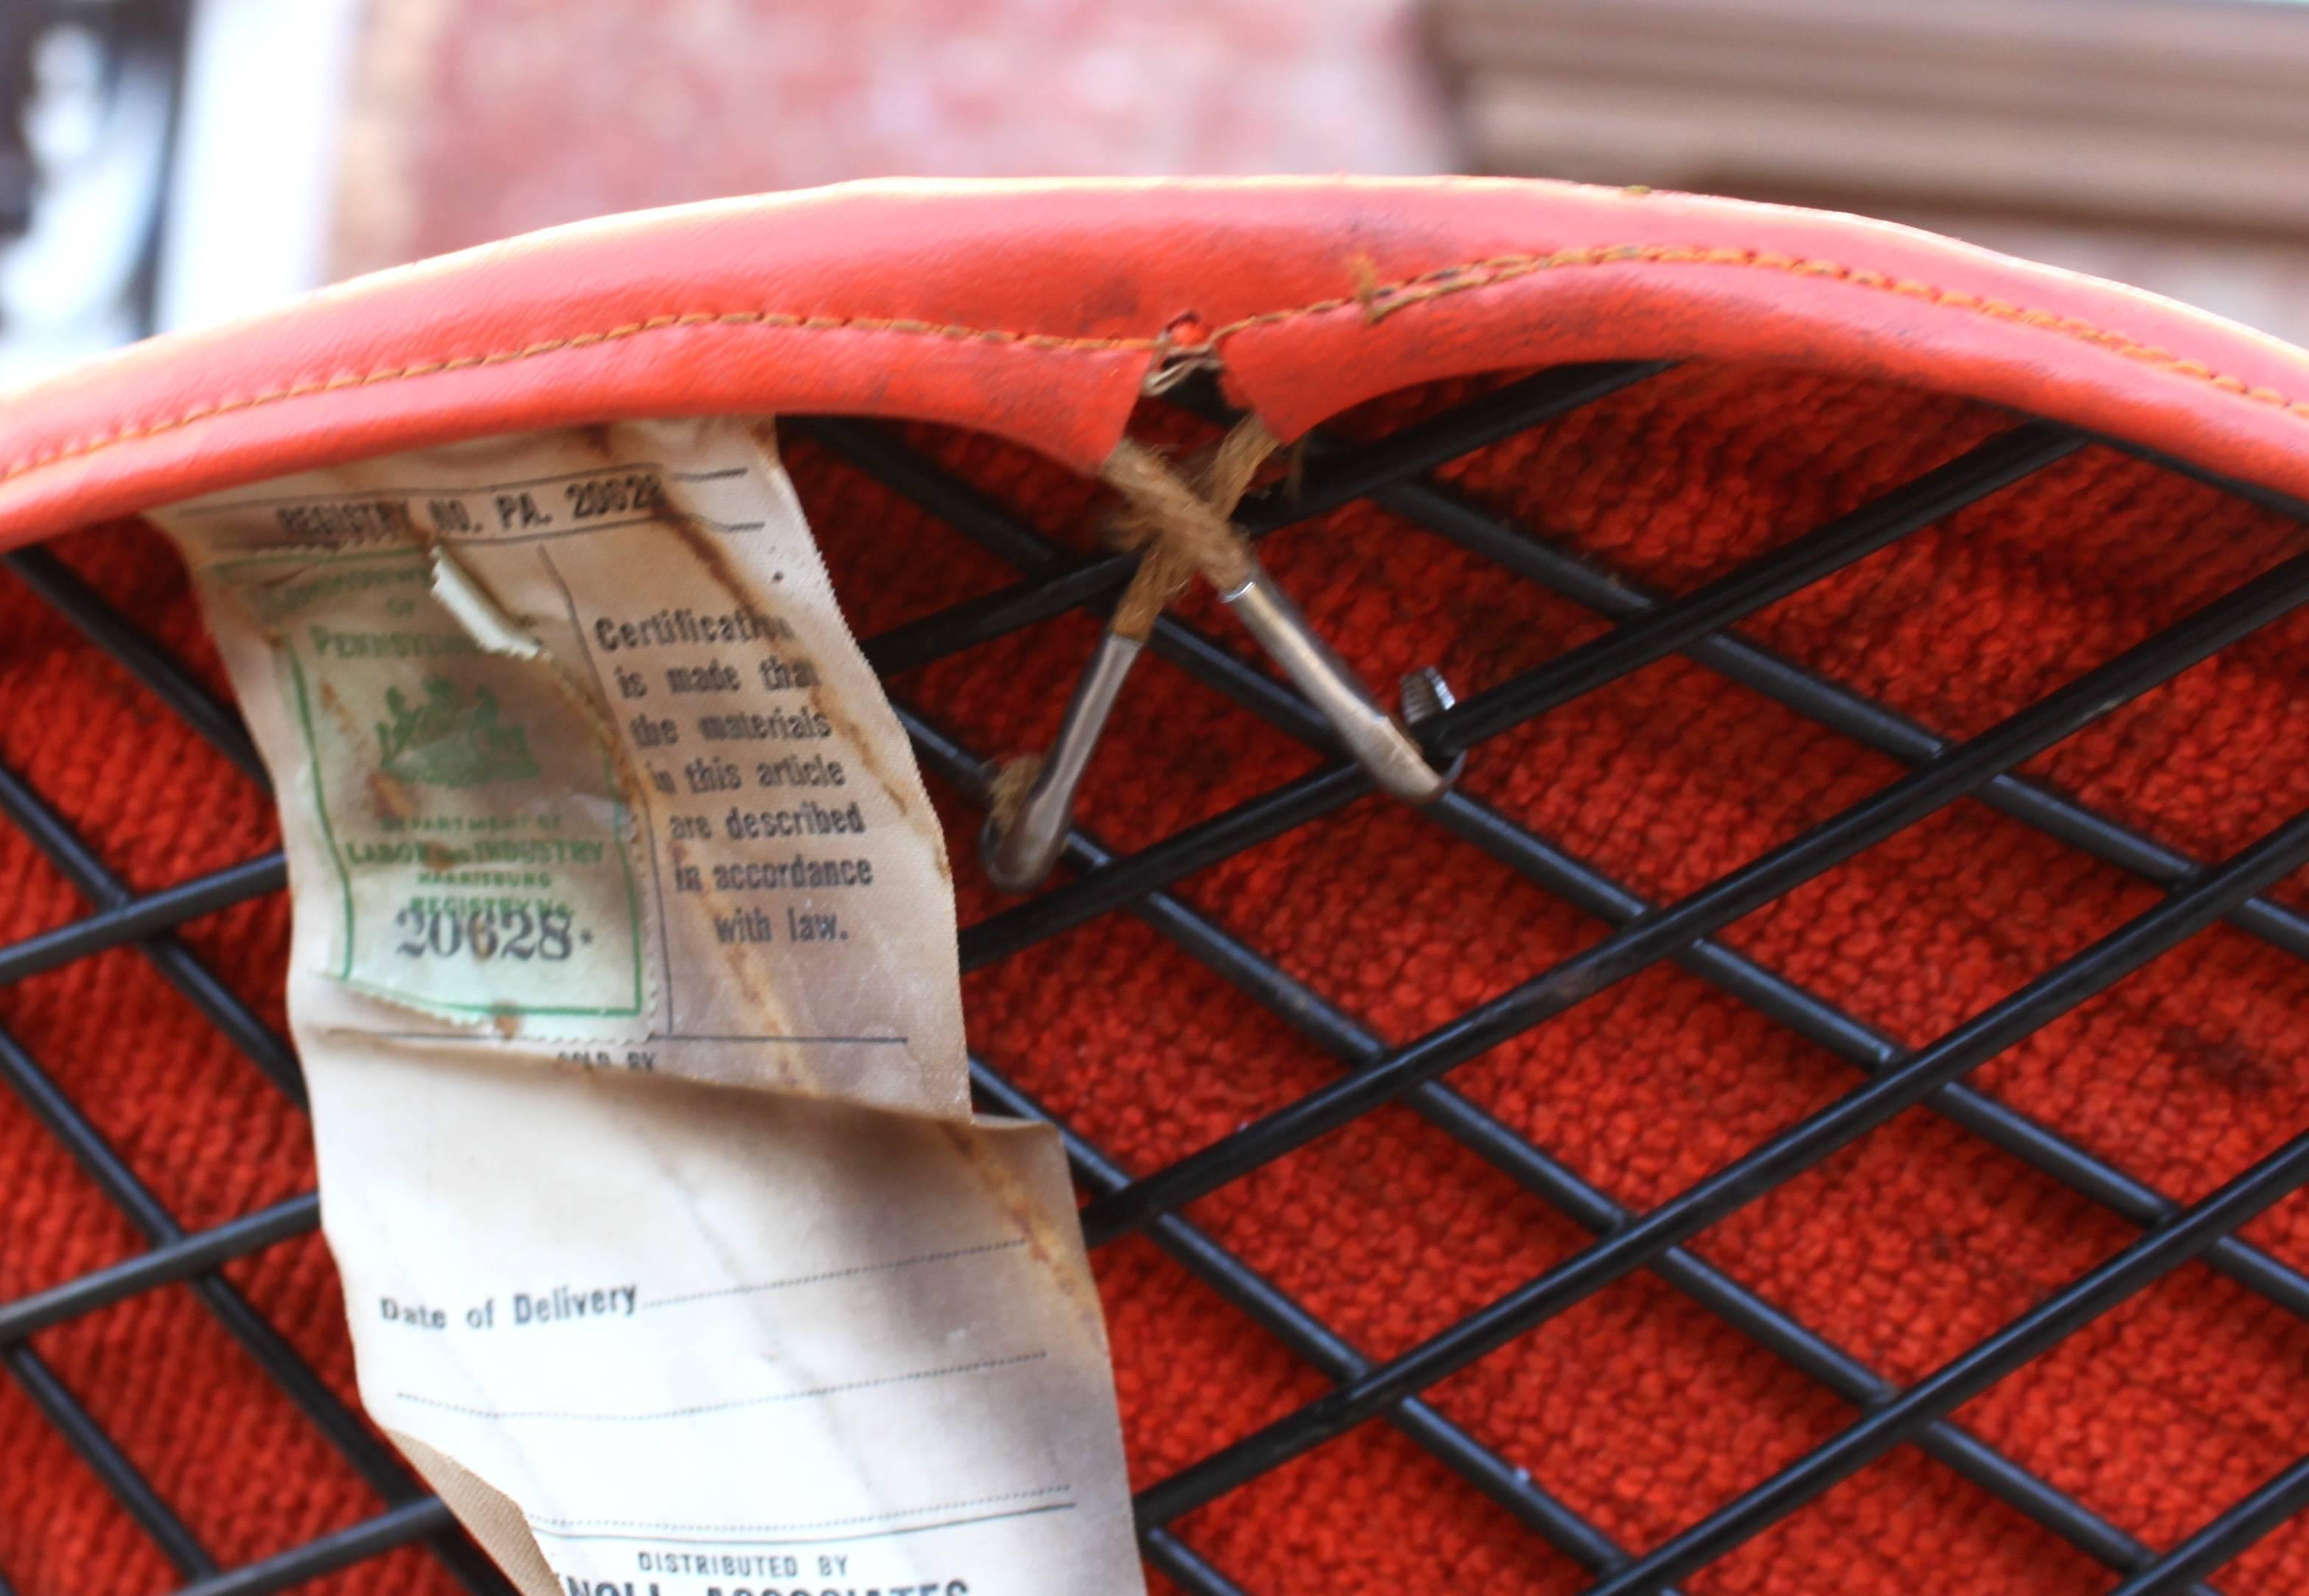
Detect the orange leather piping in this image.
<box><xmin>1</xmin><ymin>175</ymin><xmax>2305</xmax><ymax>545</ymax></box>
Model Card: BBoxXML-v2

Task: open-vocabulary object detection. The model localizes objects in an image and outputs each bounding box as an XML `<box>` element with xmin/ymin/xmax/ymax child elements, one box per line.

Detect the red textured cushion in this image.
<box><xmin>2</xmin><ymin>179</ymin><xmax>2307</xmax><ymax>1596</ymax></box>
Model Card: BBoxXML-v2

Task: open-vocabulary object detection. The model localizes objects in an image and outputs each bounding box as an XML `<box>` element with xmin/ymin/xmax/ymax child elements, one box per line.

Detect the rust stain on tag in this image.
<box><xmin>150</xmin><ymin>418</ymin><xmax>1143</xmax><ymax>1596</ymax></box>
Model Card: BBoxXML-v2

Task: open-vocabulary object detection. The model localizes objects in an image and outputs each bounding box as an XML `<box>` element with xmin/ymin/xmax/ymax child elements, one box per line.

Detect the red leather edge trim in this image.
<box><xmin>1</xmin><ymin>176</ymin><xmax>2305</xmax><ymax>547</ymax></box>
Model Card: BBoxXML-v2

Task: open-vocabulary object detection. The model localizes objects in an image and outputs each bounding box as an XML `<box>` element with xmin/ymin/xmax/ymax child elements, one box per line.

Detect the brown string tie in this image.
<box><xmin>981</xmin><ymin>417</ymin><xmax>1457</xmax><ymax>895</ymax></box>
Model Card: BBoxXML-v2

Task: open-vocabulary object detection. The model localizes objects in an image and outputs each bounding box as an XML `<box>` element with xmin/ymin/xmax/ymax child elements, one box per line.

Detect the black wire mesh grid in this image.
<box><xmin>4</xmin><ymin>361</ymin><xmax>2309</xmax><ymax>1596</ymax></box>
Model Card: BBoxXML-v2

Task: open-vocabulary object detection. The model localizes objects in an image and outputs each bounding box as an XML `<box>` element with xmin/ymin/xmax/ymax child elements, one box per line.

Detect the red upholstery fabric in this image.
<box><xmin>7</xmin><ymin>179</ymin><xmax>2309</xmax><ymax>551</ymax></box>
<box><xmin>2</xmin><ymin>181</ymin><xmax>2308</xmax><ymax>1595</ymax></box>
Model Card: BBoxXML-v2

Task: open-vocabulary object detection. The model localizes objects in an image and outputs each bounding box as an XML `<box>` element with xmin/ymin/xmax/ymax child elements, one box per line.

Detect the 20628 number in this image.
<box><xmin>393</xmin><ymin>902</ymin><xmax>576</xmax><ymax>962</ymax></box>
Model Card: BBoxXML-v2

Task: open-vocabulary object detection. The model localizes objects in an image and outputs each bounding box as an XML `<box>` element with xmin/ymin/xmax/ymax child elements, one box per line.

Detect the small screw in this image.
<box><xmin>1398</xmin><ymin>666</ymin><xmax>1466</xmax><ymax>787</ymax></box>
<box><xmin>1399</xmin><ymin>666</ymin><xmax>1455</xmax><ymax>725</ymax></box>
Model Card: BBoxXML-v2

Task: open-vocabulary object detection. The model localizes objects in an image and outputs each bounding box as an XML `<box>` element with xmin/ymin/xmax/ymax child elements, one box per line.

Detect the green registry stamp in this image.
<box><xmin>223</xmin><ymin>548</ymin><xmax>646</xmax><ymax>1020</ymax></box>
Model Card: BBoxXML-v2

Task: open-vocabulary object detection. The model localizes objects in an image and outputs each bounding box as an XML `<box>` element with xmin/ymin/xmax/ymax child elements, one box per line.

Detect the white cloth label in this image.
<box><xmin>152</xmin><ymin>419</ymin><xmax>1146</xmax><ymax>1596</ymax></box>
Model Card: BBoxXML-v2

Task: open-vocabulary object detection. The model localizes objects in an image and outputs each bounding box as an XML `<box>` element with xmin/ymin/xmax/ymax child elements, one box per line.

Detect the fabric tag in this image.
<box><xmin>151</xmin><ymin>419</ymin><xmax>1146</xmax><ymax>1596</ymax></box>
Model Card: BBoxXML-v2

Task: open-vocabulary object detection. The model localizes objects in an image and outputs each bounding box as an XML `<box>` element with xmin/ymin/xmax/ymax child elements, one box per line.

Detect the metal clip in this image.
<box><xmin>979</xmin><ymin>628</ymin><xmax>1145</xmax><ymax>893</ymax></box>
<box><xmin>1220</xmin><ymin>560</ymin><xmax>1458</xmax><ymax>804</ymax></box>
<box><xmin>981</xmin><ymin>564</ymin><xmax>1458</xmax><ymax>893</ymax></box>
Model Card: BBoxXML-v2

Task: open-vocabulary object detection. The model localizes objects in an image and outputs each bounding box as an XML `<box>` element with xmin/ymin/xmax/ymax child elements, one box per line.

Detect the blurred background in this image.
<box><xmin>2</xmin><ymin>0</ymin><xmax>2307</xmax><ymax>383</ymax></box>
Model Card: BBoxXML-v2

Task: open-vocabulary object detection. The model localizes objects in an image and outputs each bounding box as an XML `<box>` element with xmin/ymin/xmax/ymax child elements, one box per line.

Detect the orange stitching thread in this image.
<box><xmin>2</xmin><ymin>311</ymin><xmax>1160</xmax><ymax>487</ymax></box>
<box><xmin>1204</xmin><ymin>245</ymin><xmax>2309</xmax><ymax>419</ymax></box>
<box><xmin>11</xmin><ymin>245</ymin><xmax>2309</xmax><ymax>489</ymax></box>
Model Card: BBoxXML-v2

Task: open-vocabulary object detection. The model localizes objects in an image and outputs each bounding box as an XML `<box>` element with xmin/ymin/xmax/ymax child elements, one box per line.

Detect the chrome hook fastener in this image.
<box><xmin>1221</xmin><ymin>562</ymin><xmax>1459</xmax><ymax>804</ymax></box>
<box><xmin>984</xmin><ymin>420</ymin><xmax>1460</xmax><ymax>893</ymax></box>
<box><xmin>979</xmin><ymin>627</ymin><xmax>1146</xmax><ymax>893</ymax></box>
<box><xmin>978</xmin><ymin>590</ymin><xmax>1460</xmax><ymax>893</ymax></box>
